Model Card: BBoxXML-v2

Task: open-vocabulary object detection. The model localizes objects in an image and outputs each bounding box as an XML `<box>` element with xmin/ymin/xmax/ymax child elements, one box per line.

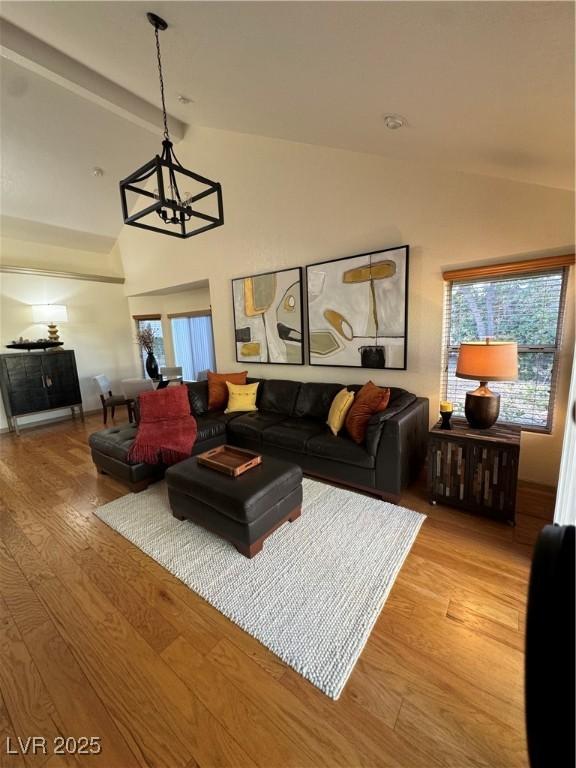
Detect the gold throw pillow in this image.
<box><xmin>326</xmin><ymin>388</ymin><xmax>355</xmax><ymax>436</ymax></box>
<box><xmin>225</xmin><ymin>381</ymin><xmax>259</xmax><ymax>413</ymax></box>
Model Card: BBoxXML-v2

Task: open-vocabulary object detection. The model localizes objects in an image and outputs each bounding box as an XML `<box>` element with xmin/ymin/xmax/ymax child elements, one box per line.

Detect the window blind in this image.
<box><xmin>441</xmin><ymin>268</ymin><xmax>568</xmax><ymax>431</ymax></box>
<box><xmin>171</xmin><ymin>315</ymin><xmax>215</xmax><ymax>381</ymax></box>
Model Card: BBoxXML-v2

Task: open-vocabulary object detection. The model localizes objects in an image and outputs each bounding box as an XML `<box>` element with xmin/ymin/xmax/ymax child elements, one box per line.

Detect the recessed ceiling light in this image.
<box><xmin>382</xmin><ymin>114</ymin><xmax>407</xmax><ymax>130</ymax></box>
<box><xmin>177</xmin><ymin>94</ymin><xmax>193</xmax><ymax>104</ymax></box>
<box><xmin>92</xmin><ymin>167</ymin><xmax>104</xmax><ymax>177</ymax></box>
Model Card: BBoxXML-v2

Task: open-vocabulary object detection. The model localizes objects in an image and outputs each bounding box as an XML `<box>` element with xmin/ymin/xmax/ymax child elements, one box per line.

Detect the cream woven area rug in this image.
<box><xmin>95</xmin><ymin>478</ymin><xmax>425</xmax><ymax>699</ymax></box>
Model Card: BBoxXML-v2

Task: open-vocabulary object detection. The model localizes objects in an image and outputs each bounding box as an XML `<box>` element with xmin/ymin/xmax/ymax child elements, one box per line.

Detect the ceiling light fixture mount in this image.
<box><xmin>146</xmin><ymin>12</ymin><xmax>167</xmax><ymax>32</ymax></box>
<box><xmin>119</xmin><ymin>12</ymin><xmax>224</xmax><ymax>239</ymax></box>
<box><xmin>382</xmin><ymin>114</ymin><xmax>407</xmax><ymax>130</ymax></box>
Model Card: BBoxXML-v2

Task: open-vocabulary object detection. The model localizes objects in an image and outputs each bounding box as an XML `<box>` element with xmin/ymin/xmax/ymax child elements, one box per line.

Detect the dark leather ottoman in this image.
<box><xmin>165</xmin><ymin>454</ymin><xmax>303</xmax><ymax>558</ymax></box>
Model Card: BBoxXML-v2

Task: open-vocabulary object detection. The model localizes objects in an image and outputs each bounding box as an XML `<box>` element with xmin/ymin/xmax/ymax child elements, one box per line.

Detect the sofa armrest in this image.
<box><xmin>365</xmin><ymin>392</ymin><xmax>417</xmax><ymax>456</ymax></box>
<box><xmin>373</xmin><ymin>397</ymin><xmax>429</xmax><ymax>498</ymax></box>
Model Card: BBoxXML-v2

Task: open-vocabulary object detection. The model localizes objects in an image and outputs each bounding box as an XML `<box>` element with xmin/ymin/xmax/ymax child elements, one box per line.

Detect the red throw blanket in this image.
<box><xmin>128</xmin><ymin>385</ymin><xmax>197</xmax><ymax>466</ymax></box>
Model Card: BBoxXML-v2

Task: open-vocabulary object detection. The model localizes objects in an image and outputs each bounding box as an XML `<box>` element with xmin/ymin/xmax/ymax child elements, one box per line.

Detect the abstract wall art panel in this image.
<box><xmin>306</xmin><ymin>245</ymin><xmax>409</xmax><ymax>369</ymax></box>
<box><xmin>232</xmin><ymin>267</ymin><xmax>304</xmax><ymax>364</ymax></box>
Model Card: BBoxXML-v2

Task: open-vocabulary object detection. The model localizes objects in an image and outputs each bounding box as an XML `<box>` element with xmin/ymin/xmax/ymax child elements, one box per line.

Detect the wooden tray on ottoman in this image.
<box><xmin>196</xmin><ymin>445</ymin><xmax>262</xmax><ymax>477</ymax></box>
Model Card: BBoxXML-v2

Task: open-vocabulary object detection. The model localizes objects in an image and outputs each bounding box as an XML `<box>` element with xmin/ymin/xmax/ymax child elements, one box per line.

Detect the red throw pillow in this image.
<box><xmin>207</xmin><ymin>371</ymin><xmax>247</xmax><ymax>411</ymax></box>
<box><xmin>345</xmin><ymin>382</ymin><xmax>391</xmax><ymax>444</ymax></box>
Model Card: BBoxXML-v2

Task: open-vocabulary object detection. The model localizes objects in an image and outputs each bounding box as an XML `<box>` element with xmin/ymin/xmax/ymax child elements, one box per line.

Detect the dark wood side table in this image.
<box><xmin>427</xmin><ymin>418</ymin><xmax>521</xmax><ymax>525</ymax></box>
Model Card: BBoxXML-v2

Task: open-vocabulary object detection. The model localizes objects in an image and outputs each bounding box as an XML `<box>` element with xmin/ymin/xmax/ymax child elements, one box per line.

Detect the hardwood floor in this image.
<box><xmin>0</xmin><ymin>414</ymin><xmax>552</xmax><ymax>768</ymax></box>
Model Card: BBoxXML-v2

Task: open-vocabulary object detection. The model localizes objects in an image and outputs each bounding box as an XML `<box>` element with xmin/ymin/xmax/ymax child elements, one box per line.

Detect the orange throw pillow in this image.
<box><xmin>345</xmin><ymin>382</ymin><xmax>391</xmax><ymax>444</ymax></box>
<box><xmin>207</xmin><ymin>371</ymin><xmax>247</xmax><ymax>411</ymax></box>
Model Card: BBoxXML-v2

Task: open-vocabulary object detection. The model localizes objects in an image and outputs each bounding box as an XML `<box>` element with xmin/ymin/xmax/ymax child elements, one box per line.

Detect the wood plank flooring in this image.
<box><xmin>0</xmin><ymin>414</ymin><xmax>552</xmax><ymax>768</ymax></box>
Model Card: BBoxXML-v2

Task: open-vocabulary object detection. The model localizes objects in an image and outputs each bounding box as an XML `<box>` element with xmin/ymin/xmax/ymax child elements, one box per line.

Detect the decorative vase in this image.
<box><xmin>145</xmin><ymin>351</ymin><xmax>159</xmax><ymax>380</ymax></box>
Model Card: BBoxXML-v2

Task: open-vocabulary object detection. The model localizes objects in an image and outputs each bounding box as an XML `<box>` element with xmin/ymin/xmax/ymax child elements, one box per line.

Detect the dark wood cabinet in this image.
<box><xmin>0</xmin><ymin>351</ymin><xmax>83</xmax><ymax>434</ymax></box>
<box><xmin>427</xmin><ymin>418</ymin><xmax>521</xmax><ymax>525</ymax></box>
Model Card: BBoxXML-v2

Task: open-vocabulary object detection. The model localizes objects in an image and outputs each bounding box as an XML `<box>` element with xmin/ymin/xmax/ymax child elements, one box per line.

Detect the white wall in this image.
<box><xmin>0</xmin><ymin>269</ymin><xmax>138</xmax><ymax>428</ymax></box>
<box><xmin>116</xmin><ymin>126</ymin><xmax>572</xmax><ymax>485</ymax></box>
<box><xmin>1</xmin><ymin>236</ymin><xmax>124</xmax><ymax>277</ymax></box>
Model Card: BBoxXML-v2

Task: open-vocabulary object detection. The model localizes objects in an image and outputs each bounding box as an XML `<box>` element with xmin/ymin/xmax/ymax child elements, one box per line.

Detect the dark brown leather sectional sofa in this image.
<box><xmin>89</xmin><ymin>377</ymin><xmax>429</xmax><ymax>501</ymax></box>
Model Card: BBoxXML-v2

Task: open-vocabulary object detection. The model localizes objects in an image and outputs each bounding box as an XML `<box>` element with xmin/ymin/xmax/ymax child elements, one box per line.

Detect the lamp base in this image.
<box><xmin>464</xmin><ymin>382</ymin><xmax>500</xmax><ymax>429</ymax></box>
<box><xmin>47</xmin><ymin>323</ymin><xmax>60</xmax><ymax>342</ymax></box>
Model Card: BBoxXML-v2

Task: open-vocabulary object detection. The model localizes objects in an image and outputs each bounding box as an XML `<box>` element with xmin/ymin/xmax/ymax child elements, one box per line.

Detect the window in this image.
<box><xmin>135</xmin><ymin>317</ymin><xmax>166</xmax><ymax>373</ymax></box>
<box><xmin>171</xmin><ymin>313</ymin><xmax>215</xmax><ymax>381</ymax></box>
<box><xmin>442</xmin><ymin>268</ymin><xmax>568</xmax><ymax>431</ymax></box>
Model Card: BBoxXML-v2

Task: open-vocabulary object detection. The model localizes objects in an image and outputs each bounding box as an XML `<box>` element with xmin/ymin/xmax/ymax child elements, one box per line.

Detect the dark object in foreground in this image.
<box><xmin>525</xmin><ymin>524</ymin><xmax>575</xmax><ymax>768</ymax></box>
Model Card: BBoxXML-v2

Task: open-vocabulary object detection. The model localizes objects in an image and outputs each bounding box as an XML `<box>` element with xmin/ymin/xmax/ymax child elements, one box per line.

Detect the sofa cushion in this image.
<box><xmin>259</xmin><ymin>379</ymin><xmax>301</xmax><ymax>415</ymax></box>
<box><xmin>263</xmin><ymin>418</ymin><xmax>327</xmax><ymax>452</ymax></box>
<box><xmin>345</xmin><ymin>382</ymin><xmax>391</xmax><ymax>444</ymax></box>
<box><xmin>186</xmin><ymin>381</ymin><xmax>209</xmax><ymax>416</ymax></box>
<box><xmin>208</xmin><ymin>411</ymin><xmax>247</xmax><ymax>425</ymax></box>
<box><xmin>195</xmin><ymin>417</ymin><xmax>227</xmax><ymax>443</ymax></box>
<box><xmin>208</xmin><ymin>371</ymin><xmax>247</xmax><ymax>411</ymax></box>
<box><xmin>89</xmin><ymin>417</ymin><xmax>224</xmax><ymax>465</ymax></box>
<box><xmin>307</xmin><ymin>432</ymin><xmax>375</xmax><ymax>469</ymax></box>
<box><xmin>293</xmin><ymin>382</ymin><xmax>343</xmax><ymax>421</ymax></box>
<box><xmin>227</xmin><ymin>411</ymin><xmax>287</xmax><ymax>441</ymax></box>
<box><xmin>89</xmin><ymin>424</ymin><xmax>138</xmax><ymax>463</ymax></box>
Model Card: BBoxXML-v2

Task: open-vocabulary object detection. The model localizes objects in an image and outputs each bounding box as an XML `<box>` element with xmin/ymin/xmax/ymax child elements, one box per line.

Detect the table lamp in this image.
<box><xmin>456</xmin><ymin>339</ymin><xmax>518</xmax><ymax>429</ymax></box>
<box><xmin>32</xmin><ymin>304</ymin><xmax>68</xmax><ymax>343</ymax></box>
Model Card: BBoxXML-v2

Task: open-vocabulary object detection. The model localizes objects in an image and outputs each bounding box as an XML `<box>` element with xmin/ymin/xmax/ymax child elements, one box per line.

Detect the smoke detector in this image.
<box><xmin>382</xmin><ymin>114</ymin><xmax>407</xmax><ymax>130</ymax></box>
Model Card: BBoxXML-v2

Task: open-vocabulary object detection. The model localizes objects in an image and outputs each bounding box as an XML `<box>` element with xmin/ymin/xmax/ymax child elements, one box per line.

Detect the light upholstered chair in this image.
<box><xmin>93</xmin><ymin>374</ymin><xmax>134</xmax><ymax>425</ymax></box>
<box><xmin>160</xmin><ymin>366</ymin><xmax>183</xmax><ymax>385</ymax></box>
<box><xmin>120</xmin><ymin>378</ymin><xmax>155</xmax><ymax>400</ymax></box>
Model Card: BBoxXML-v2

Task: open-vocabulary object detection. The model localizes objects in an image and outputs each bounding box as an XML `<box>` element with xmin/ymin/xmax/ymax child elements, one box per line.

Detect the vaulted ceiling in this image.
<box><xmin>1</xmin><ymin>1</ymin><xmax>574</xmax><ymax>245</ymax></box>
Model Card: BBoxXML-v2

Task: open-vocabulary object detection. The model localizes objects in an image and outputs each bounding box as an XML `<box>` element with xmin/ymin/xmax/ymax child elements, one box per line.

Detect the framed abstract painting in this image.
<box><xmin>306</xmin><ymin>245</ymin><xmax>409</xmax><ymax>369</ymax></box>
<box><xmin>232</xmin><ymin>267</ymin><xmax>304</xmax><ymax>364</ymax></box>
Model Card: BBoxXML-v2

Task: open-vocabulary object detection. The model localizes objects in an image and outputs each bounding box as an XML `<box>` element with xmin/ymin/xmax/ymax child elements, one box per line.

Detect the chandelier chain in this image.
<box><xmin>154</xmin><ymin>25</ymin><xmax>170</xmax><ymax>141</ymax></box>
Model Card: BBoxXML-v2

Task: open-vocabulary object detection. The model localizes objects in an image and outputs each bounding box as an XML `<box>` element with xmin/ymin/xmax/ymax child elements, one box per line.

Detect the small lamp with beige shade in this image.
<box><xmin>456</xmin><ymin>339</ymin><xmax>518</xmax><ymax>429</ymax></box>
<box><xmin>32</xmin><ymin>304</ymin><xmax>68</xmax><ymax>344</ymax></box>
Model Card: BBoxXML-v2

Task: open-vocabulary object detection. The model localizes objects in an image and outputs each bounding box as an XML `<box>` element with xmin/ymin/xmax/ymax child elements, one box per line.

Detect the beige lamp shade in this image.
<box><xmin>32</xmin><ymin>304</ymin><xmax>68</xmax><ymax>323</ymax></box>
<box><xmin>456</xmin><ymin>340</ymin><xmax>518</xmax><ymax>382</ymax></box>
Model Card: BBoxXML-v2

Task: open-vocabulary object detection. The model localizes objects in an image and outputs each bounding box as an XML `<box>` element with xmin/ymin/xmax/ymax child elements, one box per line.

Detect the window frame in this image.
<box><xmin>441</xmin><ymin>267</ymin><xmax>569</xmax><ymax>434</ymax></box>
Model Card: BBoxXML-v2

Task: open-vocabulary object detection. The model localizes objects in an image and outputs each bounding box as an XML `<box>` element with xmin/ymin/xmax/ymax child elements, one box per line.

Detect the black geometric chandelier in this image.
<box><xmin>119</xmin><ymin>13</ymin><xmax>224</xmax><ymax>239</ymax></box>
